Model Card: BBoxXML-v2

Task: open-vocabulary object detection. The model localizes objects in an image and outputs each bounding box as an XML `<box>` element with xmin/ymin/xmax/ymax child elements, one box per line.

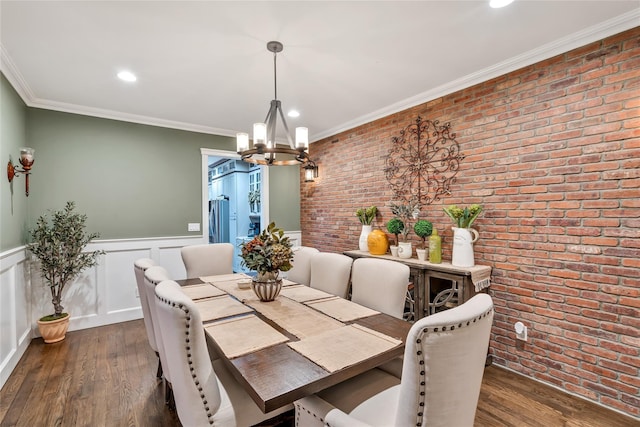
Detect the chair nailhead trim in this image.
<box><xmin>157</xmin><ymin>293</ymin><xmax>215</xmax><ymax>424</ymax></box>
<box><xmin>413</xmin><ymin>307</ymin><xmax>494</xmax><ymax>426</ymax></box>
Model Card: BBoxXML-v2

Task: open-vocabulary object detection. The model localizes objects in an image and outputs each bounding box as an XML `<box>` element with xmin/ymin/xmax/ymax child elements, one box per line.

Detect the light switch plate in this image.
<box><xmin>188</xmin><ymin>223</ymin><xmax>200</xmax><ymax>232</ymax></box>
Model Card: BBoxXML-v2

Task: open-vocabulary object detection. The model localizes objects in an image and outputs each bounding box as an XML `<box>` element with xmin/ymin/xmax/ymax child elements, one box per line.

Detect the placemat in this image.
<box><xmin>194</xmin><ymin>295</ymin><xmax>253</xmax><ymax>322</ymax></box>
<box><xmin>200</xmin><ymin>273</ymin><xmax>251</xmax><ymax>284</ymax></box>
<box><xmin>305</xmin><ymin>296</ymin><xmax>380</xmax><ymax>322</ymax></box>
<box><xmin>204</xmin><ymin>314</ymin><xmax>289</xmax><ymax>359</ymax></box>
<box><xmin>180</xmin><ymin>283</ymin><xmax>226</xmax><ymax>300</ymax></box>
<box><xmin>280</xmin><ymin>285</ymin><xmax>333</xmax><ymax>303</ymax></box>
<box><xmin>282</xmin><ymin>278</ymin><xmax>298</xmax><ymax>287</ymax></box>
<box><xmin>246</xmin><ymin>297</ymin><xmax>343</xmax><ymax>339</ymax></box>
<box><xmin>288</xmin><ymin>324</ymin><xmax>402</xmax><ymax>373</ymax></box>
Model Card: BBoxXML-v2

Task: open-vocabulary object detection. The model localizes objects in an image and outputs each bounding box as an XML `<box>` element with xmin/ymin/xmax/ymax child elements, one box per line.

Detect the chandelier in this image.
<box><xmin>236</xmin><ymin>41</ymin><xmax>317</xmax><ymax>177</ymax></box>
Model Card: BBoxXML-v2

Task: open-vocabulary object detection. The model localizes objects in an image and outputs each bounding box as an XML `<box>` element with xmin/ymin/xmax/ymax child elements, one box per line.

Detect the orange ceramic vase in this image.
<box><xmin>367</xmin><ymin>229</ymin><xmax>389</xmax><ymax>255</ymax></box>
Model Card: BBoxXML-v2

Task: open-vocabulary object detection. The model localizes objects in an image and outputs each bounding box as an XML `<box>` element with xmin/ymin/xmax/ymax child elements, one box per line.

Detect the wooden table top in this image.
<box><xmin>176</xmin><ymin>276</ymin><xmax>411</xmax><ymax>413</ymax></box>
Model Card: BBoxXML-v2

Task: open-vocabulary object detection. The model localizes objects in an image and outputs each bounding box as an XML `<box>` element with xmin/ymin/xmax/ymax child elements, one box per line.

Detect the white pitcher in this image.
<box><xmin>451</xmin><ymin>227</ymin><xmax>479</xmax><ymax>267</ymax></box>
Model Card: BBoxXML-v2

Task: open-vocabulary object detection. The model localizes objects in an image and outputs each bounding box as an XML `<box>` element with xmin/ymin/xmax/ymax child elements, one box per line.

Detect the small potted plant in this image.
<box><xmin>27</xmin><ymin>201</ymin><xmax>104</xmax><ymax>343</ymax></box>
<box><xmin>240</xmin><ymin>222</ymin><xmax>293</xmax><ymax>301</ymax></box>
<box><xmin>389</xmin><ymin>199</ymin><xmax>420</xmax><ymax>259</ymax></box>
<box><xmin>414</xmin><ymin>219</ymin><xmax>433</xmax><ymax>261</ymax></box>
<box><xmin>385</xmin><ymin>218</ymin><xmax>404</xmax><ymax>256</ymax></box>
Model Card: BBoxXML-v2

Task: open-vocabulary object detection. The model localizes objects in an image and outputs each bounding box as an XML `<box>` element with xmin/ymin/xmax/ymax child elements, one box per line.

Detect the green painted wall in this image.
<box><xmin>25</xmin><ymin>108</ymin><xmax>235</xmax><ymax>238</ymax></box>
<box><xmin>1</xmin><ymin>74</ymin><xmax>29</xmax><ymax>251</ymax></box>
<box><xmin>268</xmin><ymin>165</ymin><xmax>300</xmax><ymax>231</ymax></box>
<box><xmin>1</xmin><ymin>77</ymin><xmax>300</xmax><ymax>246</ymax></box>
<box><xmin>24</xmin><ymin>111</ymin><xmax>302</xmax><ymax>241</ymax></box>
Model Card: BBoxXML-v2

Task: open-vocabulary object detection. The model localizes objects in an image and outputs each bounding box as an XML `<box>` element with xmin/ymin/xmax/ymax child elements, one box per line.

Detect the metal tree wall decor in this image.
<box><xmin>384</xmin><ymin>116</ymin><xmax>464</xmax><ymax>206</ymax></box>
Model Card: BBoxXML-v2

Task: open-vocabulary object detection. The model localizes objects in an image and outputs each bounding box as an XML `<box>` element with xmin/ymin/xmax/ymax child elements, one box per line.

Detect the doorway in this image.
<box><xmin>200</xmin><ymin>149</ymin><xmax>269</xmax><ymax>273</ymax></box>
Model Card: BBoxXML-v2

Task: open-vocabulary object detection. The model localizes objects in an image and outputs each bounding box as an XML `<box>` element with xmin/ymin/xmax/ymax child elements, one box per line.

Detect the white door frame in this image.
<box><xmin>200</xmin><ymin>148</ymin><xmax>269</xmax><ymax>240</ymax></box>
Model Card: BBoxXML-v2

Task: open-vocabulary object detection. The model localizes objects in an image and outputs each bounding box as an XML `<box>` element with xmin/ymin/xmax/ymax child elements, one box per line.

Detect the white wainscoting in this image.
<box><xmin>0</xmin><ymin>231</ymin><xmax>301</xmax><ymax>390</ymax></box>
<box><xmin>0</xmin><ymin>234</ymin><xmax>204</xmax><ymax>389</ymax></box>
<box><xmin>0</xmin><ymin>246</ymin><xmax>31</xmax><ymax>389</ymax></box>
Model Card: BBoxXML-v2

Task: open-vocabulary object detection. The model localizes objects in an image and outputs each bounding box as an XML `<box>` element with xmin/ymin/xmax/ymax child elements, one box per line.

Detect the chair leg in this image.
<box><xmin>155</xmin><ymin>352</ymin><xmax>163</xmax><ymax>379</ymax></box>
<box><xmin>165</xmin><ymin>379</ymin><xmax>175</xmax><ymax>410</ymax></box>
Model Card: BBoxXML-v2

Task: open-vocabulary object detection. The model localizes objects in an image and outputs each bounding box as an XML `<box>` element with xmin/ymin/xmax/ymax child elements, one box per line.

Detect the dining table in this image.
<box><xmin>176</xmin><ymin>273</ymin><xmax>411</xmax><ymax>413</ymax></box>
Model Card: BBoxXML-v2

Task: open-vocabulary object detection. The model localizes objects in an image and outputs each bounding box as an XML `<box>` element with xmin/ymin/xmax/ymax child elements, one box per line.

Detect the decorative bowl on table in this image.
<box><xmin>250</xmin><ymin>275</ymin><xmax>282</xmax><ymax>302</ymax></box>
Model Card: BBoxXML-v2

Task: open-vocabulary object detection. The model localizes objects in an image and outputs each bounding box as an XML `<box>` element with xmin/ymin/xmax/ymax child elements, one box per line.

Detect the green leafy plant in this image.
<box><xmin>389</xmin><ymin>199</ymin><xmax>420</xmax><ymax>241</ymax></box>
<box><xmin>355</xmin><ymin>206</ymin><xmax>378</xmax><ymax>225</ymax></box>
<box><xmin>240</xmin><ymin>222</ymin><xmax>293</xmax><ymax>276</ymax></box>
<box><xmin>27</xmin><ymin>201</ymin><xmax>105</xmax><ymax>319</ymax></box>
<box><xmin>443</xmin><ymin>204</ymin><xmax>483</xmax><ymax>228</ymax></box>
<box><xmin>385</xmin><ymin>218</ymin><xmax>404</xmax><ymax>246</ymax></box>
<box><xmin>414</xmin><ymin>219</ymin><xmax>433</xmax><ymax>248</ymax></box>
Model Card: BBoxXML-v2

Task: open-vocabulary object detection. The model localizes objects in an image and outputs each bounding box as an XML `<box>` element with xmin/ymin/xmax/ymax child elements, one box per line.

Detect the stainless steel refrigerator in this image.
<box><xmin>209</xmin><ymin>198</ymin><xmax>230</xmax><ymax>243</ymax></box>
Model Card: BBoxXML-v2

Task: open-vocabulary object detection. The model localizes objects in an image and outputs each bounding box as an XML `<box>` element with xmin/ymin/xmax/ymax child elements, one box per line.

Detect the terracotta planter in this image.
<box><xmin>37</xmin><ymin>314</ymin><xmax>70</xmax><ymax>344</ymax></box>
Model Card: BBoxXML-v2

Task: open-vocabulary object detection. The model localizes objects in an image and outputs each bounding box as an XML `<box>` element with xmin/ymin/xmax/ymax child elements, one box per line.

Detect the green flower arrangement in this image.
<box><xmin>443</xmin><ymin>204</ymin><xmax>483</xmax><ymax>228</ymax></box>
<box><xmin>240</xmin><ymin>222</ymin><xmax>293</xmax><ymax>276</ymax></box>
<box><xmin>355</xmin><ymin>206</ymin><xmax>378</xmax><ymax>225</ymax></box>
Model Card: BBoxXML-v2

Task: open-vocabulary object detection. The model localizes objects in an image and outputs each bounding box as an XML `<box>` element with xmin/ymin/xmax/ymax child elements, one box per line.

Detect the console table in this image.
<box><xmin>344</xmin><ymin>250</ymin><xmax>491</xmax><ymax>320</ymax></box>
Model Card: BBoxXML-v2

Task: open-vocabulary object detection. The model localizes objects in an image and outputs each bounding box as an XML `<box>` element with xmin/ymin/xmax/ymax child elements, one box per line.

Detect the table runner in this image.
<box><xmin>247</xmin><ymin>297</ymin><xmax>343</xmax><ymax>339</ymax></box>
<box><xmin>212</xmin><ymin>279</ymin><xmax>257</xmax><ymax>302</ymax></box>
<box><xmin>469</xmin><ymin>265</ymin><xmax>491</xmax><ymax>291</ymax></box>
<box><xmin>181</xmin><ymin>283</ymin><xmax>226</xmax><ymax>300</ymax></box>
<box><xmin>204</xmin><ymin>314</ymin><xmax>289</xmax><ymax>359</ymax></box>
<box><xmin>280</xmin><ymin>285</ymin><xmax>332</xmax><ymax>303</ymax></box>
<box><xmin>194</xmin><ymin>295</ymin><xmax>254</xmax><ymax>322</ymax></box>
<box><xmin>305</xmin><ymin>296</ymin><xmax>380</xmax><ymax>322</ymax></box>
<box><xmin>288</xmin><ymin>324</ymin><xmax>402</xmax><ymax>373</ymax></box>
<box><xmin>200</xmin><ymin>273</ymin><xmax>251</xmax><ymax>284</ymax></box>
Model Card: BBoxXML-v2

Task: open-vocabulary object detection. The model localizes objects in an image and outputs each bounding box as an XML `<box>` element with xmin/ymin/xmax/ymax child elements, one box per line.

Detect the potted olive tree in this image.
<box><xmin>27</xmin><ymin>201</ymin><xmax>104</xmax><ymax>343</ymax></box>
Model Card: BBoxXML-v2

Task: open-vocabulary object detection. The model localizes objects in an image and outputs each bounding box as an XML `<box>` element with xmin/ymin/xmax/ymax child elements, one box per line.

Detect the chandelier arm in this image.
<box><xmin>277</xmin><ymin>103</ymin><xmax>296</xmax><ymax>149</ymax></box>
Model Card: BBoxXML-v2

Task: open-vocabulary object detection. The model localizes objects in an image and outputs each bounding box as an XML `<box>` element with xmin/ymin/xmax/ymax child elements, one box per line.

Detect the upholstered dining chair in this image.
<box><xmin>286</xmin><ymin>246</ymin><xmax>319</xmax><ymax>286</ymax></box>
<box><xmin>153</xmin><ymin>279</ymin><xmax>292</xmax><ymax>426</ymax></box>
<box><xmin>294</xmin><ymin>293</ymin><xmax>494</xmax><ymax>427</ymax></box>
<box><xmin>309</xmin><ymin>252</ymin><xmax>353</xmax><ymax>299</ymax></box>
<box><xmin>350</xmin><ymin>258</ymin><xmax>410</xmax><ymax>319</ymax></box>
<box><xmin>143</xmin><ymin>265</ymin><xmax>174</xmax><ymax>406</ymax></box>
<box><xmin>181</xmin><ymin>243</ymin><xmax>234</xmax><ymax>278</ymax></box>
<box><xmin>133</xmin><ymin>258</ymin><xmax>162</xmax><ymax>378</ymax></box>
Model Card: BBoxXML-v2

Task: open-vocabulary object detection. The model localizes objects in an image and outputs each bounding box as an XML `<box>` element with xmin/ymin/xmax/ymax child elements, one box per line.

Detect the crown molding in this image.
<box><xmin>3</xmin><ymin>9</ymin><xmax>638</xmax><ymax>142</ymax></box>
<box><xmin>311</xmin><ymin>9</ymin><xmax>640</xmax><ymax>142</ymax></box>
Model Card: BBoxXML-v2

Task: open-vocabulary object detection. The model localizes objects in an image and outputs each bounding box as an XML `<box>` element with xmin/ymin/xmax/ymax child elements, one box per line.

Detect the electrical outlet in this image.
<box><xmin>135</xmin><ymin>288</ymin><xmax>139</xmax><ymax>298</ymax></box>
<box><xmin>188</xmin><ymin>223</ymin><xmax>200</xmax><ymax>232</ymax></box>
<box><xmin>515</xmin><ymin>321</ymin><xmax>528</xmax><ymax>341</ymax></box>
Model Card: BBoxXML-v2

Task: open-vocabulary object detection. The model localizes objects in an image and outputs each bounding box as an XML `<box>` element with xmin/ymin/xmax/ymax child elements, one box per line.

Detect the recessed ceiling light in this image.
<box><xmin>287</xmin><ymin>110</ymin><xmax>300</xmax><ymax>118</ymax></box>
<box><xmin>490</xmin><ymin>0</ymin><xmax>514</xmax><ymax>8</ymax></box>
<box><xmin>117</xmin><ymin>71</ymin><xmax>137</xmax><ymax>82</ymax></box>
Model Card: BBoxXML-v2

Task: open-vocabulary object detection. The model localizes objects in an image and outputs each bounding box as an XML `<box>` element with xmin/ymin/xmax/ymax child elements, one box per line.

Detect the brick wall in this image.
<box><xmin>300</xmin><ymin>27</ymin><xmax>639</xmax><ymax>417</ymax></box>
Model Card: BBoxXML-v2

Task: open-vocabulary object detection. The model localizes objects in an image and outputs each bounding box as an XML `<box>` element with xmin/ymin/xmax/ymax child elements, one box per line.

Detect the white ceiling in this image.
<box><xmin>1</xmin><ymin>1</ymin><xmax>638</xmax><ymax>142</ymax></box>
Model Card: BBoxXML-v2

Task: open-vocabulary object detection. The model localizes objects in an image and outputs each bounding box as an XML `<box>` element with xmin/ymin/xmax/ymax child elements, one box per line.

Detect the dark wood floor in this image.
<box><xmin>0</xmin><ymin>320</ymin><xmax>636</xmax><ymax>427</ymax></box>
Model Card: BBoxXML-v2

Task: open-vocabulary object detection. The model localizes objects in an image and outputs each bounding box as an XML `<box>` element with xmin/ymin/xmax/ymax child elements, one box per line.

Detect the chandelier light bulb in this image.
<box><xmin>253</xmin><ymin>123</ymin><xmax>267</xmax><ymax>148</ymax></box>
<box><xmin>295</xmin><ymin>127</ymin><xmax>309</xmax><ymax>151</ymax></box>
<box><xmin>236</xmin><ymin>133</ymin><xmax>249</xmax><ymax>152</ymax></box>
